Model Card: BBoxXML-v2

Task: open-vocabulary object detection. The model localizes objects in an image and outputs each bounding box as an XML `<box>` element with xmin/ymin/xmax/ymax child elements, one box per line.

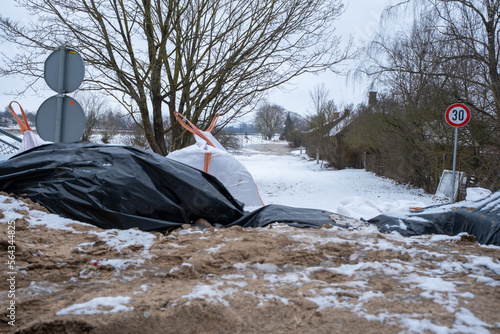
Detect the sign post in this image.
<box><xmin>444</xmin><ymin>103</ymin><xmax>471</xmax><ymax>203</ymax></box>
<box><xmin>36</xmin><ymin>45</ymin><xmax>86</xmax><ymax>142</ymax></box>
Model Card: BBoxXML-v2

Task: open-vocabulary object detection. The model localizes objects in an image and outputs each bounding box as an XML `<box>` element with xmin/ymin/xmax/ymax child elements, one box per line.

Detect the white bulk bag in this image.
<box><xmin>167</xmin><ymin>113</ymin><xmax>263</xmax><ymax>208</ymax></box>
<box><xmin>9</xmin><ymin>101</ymin><xmax>48</xmax><ymax>152</ymax></box>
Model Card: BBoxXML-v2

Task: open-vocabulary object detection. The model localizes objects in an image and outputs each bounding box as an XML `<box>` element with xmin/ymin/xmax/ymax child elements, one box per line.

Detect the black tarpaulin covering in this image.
<box><xmin>228</xmin><ymin>204</ymin><xmax>335</xmax><ymax>228</ymax></box>
<box><xmin>0</xmin><ymin>143</ymin><xmax>337</xmax><ymax>232</ymax></box>
<box><xmin>0</xmin><ymin>143</ymin><xmax>245</xmax><ymax>231</ymax></box>
<box><xmin>369</xmin><ymin>192</ymin><xmax>500</xmax><ymax>246</ymax></box>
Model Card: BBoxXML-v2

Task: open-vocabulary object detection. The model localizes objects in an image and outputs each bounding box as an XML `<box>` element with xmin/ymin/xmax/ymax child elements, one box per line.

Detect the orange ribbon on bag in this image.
<box><xmin>9</xmin><ymin>101</ymin><xmax>32</xmax><ymax>133</ymax></box>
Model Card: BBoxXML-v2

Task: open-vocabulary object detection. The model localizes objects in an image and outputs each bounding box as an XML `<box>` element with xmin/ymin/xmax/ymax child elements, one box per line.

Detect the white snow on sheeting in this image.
<box><xmin>466</xmin><ymin>187</ymin><xmax>492</xmax><ymax>201</ymax></box>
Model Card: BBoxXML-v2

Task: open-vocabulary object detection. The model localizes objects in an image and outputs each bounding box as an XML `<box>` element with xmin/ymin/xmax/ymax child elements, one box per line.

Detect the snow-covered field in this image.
<box><xmin>0</xmin><ymin>141</ymin><xmax>499</xmax><ymax>333</ymax></box>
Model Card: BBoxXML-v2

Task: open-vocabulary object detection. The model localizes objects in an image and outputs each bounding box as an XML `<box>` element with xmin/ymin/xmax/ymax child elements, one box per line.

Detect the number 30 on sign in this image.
<box><xmin>445</xmin><ymin>103</ymin><xmax>471</xmax><ymax>128</ymax></box>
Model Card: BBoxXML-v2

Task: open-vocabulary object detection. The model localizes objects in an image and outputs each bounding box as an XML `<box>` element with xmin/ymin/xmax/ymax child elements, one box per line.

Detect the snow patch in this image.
<box><xmin>56</xmin><ymin>296</ymin><xmax>133</xmax><ymax>315</ymax></box>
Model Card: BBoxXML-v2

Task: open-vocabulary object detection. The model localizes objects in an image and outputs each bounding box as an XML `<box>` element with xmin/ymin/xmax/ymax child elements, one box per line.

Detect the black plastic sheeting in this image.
<box><xmin>369</xmin><ymin>192</ymin><xmax>500</xmax><ymax>246</ymax></box>
<box><xmin>0</xmin><ymin>143</ymin><xmax>337</xmax><ymax>232</ymax></box>
<box><xmin>228</xmin><ymin>204</ymin><xmax>335</xmax><ymax>229</ymax></box>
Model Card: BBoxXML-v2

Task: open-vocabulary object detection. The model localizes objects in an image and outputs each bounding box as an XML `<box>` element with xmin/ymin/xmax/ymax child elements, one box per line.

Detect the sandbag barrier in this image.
<box><xmin>1</xmin><ymin>142</ymin><xmax>498</xmax><ymax>246</ymax></box>
<box><xmin>0</xmin><ymin>143</ymin><xmax>337</xmax><ymax>232</ymax></box>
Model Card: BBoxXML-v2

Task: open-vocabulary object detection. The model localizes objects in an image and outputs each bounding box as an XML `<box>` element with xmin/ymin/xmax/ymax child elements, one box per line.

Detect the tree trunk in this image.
<box><xmin>485</xmin><ymin>16</ymin><xmax>500</xmax><ymax>118</ymax></box>
<box><xmin>140</xmin><ymin>103</ymin><xmax>162</xmax><ymax>154</ymax></box>
<box><xmin>168</xmin><ymin>101</ymin><xmax>193</xmax><ymax>152</ymax></box>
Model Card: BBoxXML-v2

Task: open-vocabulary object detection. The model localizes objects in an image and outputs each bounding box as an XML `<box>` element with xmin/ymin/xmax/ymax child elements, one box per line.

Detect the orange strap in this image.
<box><xmin>204</xmin><ymin>152</ymin><xmax>212</xmax><ymax>173</ymax></box>
<box><xmin>206</xmin><ymin>114</ymin><xmax>219</xmax><ymax>132</ymax></box>
<box><xmin>174</xmin><ymin>112</ymin><xmax>220</xmax><ymax>148</ymax></box>
<box><xmin>174</xmin><ymin>112</ymin><xmax>221</xmax><ymax>173</ymax></box>
<box><xmin>9</xmin><ymin>101</ymin><xmax>32</xmax><ymax>133</ymax></box>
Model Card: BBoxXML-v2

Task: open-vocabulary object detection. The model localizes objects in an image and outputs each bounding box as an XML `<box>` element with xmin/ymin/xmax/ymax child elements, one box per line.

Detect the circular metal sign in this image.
<box><xmin>445</xmin><ymin>103</ymin><xmax>471</xmax><ymax>128</ymax></box>
<box><xmin>44</xmin><ymin>48</ymin><xmax>85</xmax><ymax>93</ymax></box>
<box><xmin>36</xmin><ymin>95</ymin><xmax>86</xmax><ymax>142</ymax></box>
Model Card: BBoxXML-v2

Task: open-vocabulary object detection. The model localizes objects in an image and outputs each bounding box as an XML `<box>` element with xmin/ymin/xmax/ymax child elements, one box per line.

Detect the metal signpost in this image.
<box><xmin>444</xmin><ymin>103</ymin><xmax>471</xmax><ymax>203</ymax></box>
<box><xmin>36</xmin><ymin>95</ymin><xmax>85</xmax><ymax>142</ymax></box>
<box><xmin>36</xmin><ymin>45</ymin><xmax>86</xmax><ymax>142</ymax></box>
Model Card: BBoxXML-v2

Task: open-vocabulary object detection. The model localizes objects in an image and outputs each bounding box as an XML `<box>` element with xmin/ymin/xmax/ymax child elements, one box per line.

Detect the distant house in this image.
<box><xmin>322</xmin><ymin>92</ymin><xmax>378</xmax><ymax>169</ymax></box>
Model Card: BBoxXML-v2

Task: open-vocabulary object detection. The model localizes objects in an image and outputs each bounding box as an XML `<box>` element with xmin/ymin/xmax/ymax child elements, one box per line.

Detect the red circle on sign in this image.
<box><xmin>70</xmin><ymin>100</ymin><xmax>75</xmax><ymax>106</ymax></box>
<box><xmin>445</xmin><ymin>103</ymin><xmax>471</xmax><ymax>127</ymax></box>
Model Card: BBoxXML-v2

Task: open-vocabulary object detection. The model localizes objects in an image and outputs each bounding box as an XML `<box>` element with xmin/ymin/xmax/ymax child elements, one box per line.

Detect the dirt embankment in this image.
<box><xmin>1</xmin><ymin>196</ymin><xmax>500</xmax><ymax>334</ymax></box>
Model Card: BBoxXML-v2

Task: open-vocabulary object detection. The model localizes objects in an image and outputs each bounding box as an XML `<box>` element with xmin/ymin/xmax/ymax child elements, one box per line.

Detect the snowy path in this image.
<box><xmin>236</xmin><ymin>150</ymin><xmax>445</xmax><ymax>219</ymax></box>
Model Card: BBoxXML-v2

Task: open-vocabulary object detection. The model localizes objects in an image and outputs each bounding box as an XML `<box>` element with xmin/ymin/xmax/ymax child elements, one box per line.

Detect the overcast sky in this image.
<box><xmin>0</xmin><ymin>0</ymin><xmax>392</xmax><ymax>117</ymax></box>
<box><xmin>269</xmin><ymin>0</ymin><xmax>391</xmax><ymax>115</ymax></box>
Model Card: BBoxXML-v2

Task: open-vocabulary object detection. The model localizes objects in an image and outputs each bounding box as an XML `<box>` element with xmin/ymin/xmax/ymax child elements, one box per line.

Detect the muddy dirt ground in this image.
<box><xmin>1</xmin><ymin>195</ymin><xmax>499</xmax><ymax>334</ymax></box>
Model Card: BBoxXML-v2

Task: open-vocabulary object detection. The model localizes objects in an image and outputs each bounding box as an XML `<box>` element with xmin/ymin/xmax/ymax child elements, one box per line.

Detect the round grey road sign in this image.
<box><xmin>36</xmin><ymin>95</ymin><xmax>86</xmax><ymax>142</ymax></box>
<box><xmin>44</xmin><ymin>48</ymin><xmax>85</xmax><ymax>93</ymax></box>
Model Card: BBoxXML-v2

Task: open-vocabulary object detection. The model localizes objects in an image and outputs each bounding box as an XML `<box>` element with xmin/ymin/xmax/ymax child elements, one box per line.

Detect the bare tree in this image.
<box><xmin>366</xmin><ymin>0</ymin><xmax>500</xmax><ymax>124</ymax></box>
<box><xmin>76</xmin><ymin>92</ymin><xmax>109</xmax><ymax>142</ymax></box>
<box><xmin>309</xmin><ymin>83</ymin><xmax>331</xmax><ymax>116</ymax></box>
<box><xmin>306</xmin><ymin>84</ymin><xmax>340</xmax><ymax>137</ymax></box>
<box><xmin>428</xmin><ymin>0</ymin><xmax>500</xmax><ymax>120</ymax></box>
<box><xmin>254</xmin><ymin>103</ymin><xmax>285</xmax><ymax>140</ymax></box>
<box><xmin>98</xmin><ymin>109</ymin><xmax>124</xmax><ymax>144</ymax></box>
<box><xmin>0</xmin><ymin>0</ymin><xmax>351</xmax><ymax>154</ymax></box>
<box><xmin>305</xmin><ymin>92</ymin><xmax>342</xmax><ymax>163</ymax></box>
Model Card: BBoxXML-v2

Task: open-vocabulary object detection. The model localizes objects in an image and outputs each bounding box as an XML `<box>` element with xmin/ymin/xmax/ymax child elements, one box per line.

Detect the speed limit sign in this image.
<box><xmin>444</xmin><ymin>103</ymin><xmax>471</xmax><ymax>203</ymax></box>
<box><xmin>445</xmin><ymin>103</ymin><xmax>471</xmax><ymax>127</ymax></box>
